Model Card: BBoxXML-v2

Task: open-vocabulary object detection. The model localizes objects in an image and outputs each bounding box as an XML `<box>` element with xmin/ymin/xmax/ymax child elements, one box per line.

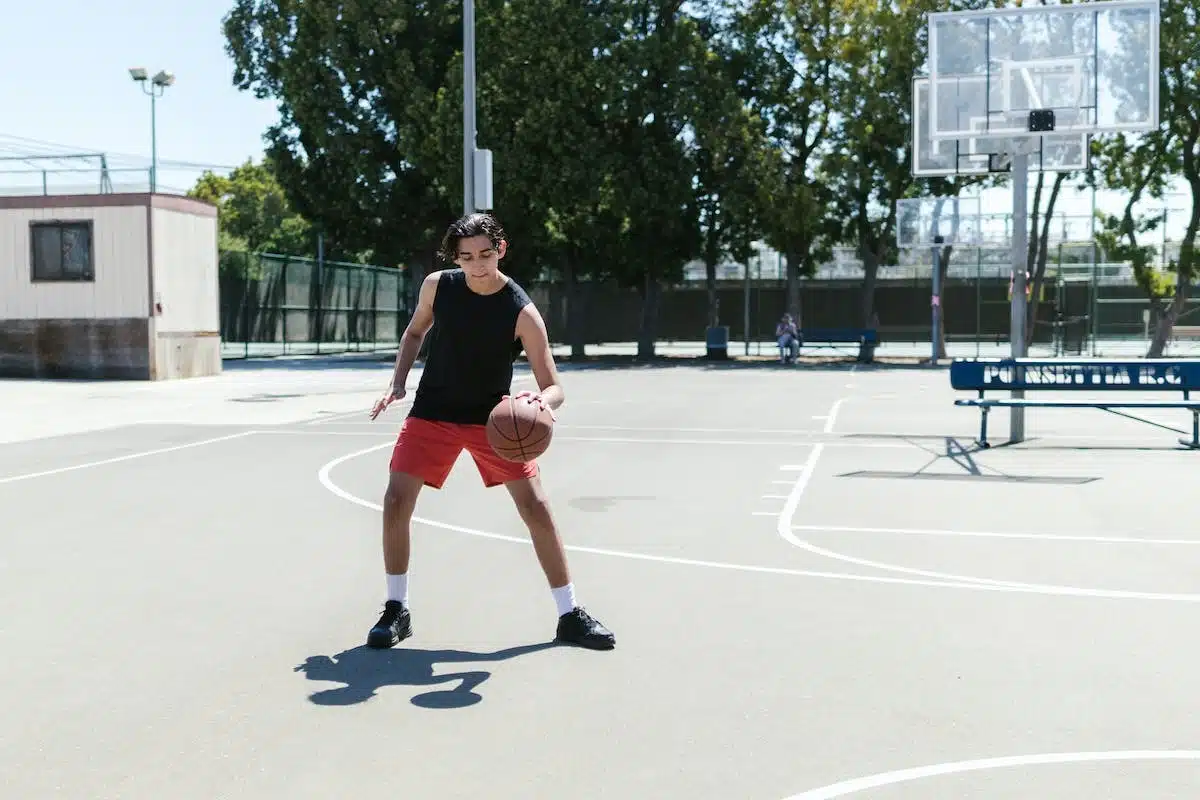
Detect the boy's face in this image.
<box><xmin>454</xmin><ymin>235</ymin><xmax>507</xmax><ymax>278</ymax></box>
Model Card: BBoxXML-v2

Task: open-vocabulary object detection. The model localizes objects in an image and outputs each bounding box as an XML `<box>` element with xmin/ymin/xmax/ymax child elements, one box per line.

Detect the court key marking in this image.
<box><xmin>317</xmin><ymin>440</ymin><xmax>1200</xmax><ymax>605</ymax></box>
<box><xmin>775</xmin><ymin>402</ymin><xmax>1200</xmax><ymax>603</ymax></box>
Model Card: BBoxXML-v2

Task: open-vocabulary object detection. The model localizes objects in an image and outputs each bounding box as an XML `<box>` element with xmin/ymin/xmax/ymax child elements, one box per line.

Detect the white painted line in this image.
<box><xmin>0</xmin><ymin>431</ymin><xmax>256</xmax><ymax>486</ymax></box>
<box><xmin>792</xmin><ymin>523</ymin><xmax>1200</xmax><ymax>547</ymax></box>
<box><xmin>315</xmin><ymin>442</ymin><xmax>1200</xmax><ymax>603</ymax></box>
<box><xmin>304</xmin><ymin>407</ymin><xmax>377</xmax><ymax>426</ymax></box>
<box><xmin>552</xmin><ymin>436</ymin><xmax>814</xmax><ymax>447</ymax></box>
<box><xmin>770</xmin><ymin>398</ymin><xmax>1200</xmax><ymax>603</ymax></box>
<box><xmin>824</xmin><ymin>397</ymin><xmax>849</xmax><ymax>434</ymax></box>
<box><xmin>554</xmin><ymin>424</ymin><xmax>825</xmax><ymax>435</ymax></box>
<box><xmin>304</xmin><ymin>375</ymin><xmax>533</xmax><ymax>425</ymax></box>
<box><xmin>783</xmin><ymin>750</ymin><xmax>1200</xmax><ymax>799</ymax></box>
<box><xmin>252</xmin><ymin>430</ymin><xmax>934</xmax><ymax>451</ymax></box>
<box><xmin>762</xmin><ymin>494</ymin><xmax>789</xmax><ymax>500</ymax></box>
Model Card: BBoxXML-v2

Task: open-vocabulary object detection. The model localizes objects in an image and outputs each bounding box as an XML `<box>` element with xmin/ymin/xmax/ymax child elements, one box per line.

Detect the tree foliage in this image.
<box><xmin>188</xmin><ymin>158</ymin><xmax>312</xmax><ymax>258</ymax></box>
<box><xmin>823</xmin><ymin>0</ymin><xmax>937</xmax><ymax>355</ymax></box>
<box><xmin>216</xmin><ymin>0</ymin><xmax>1198</xmax><ymax>359</ymax></box>
<box><xmin>1090</xmin><ymin>0</ymin><xmax>1200</xmax><ymax>356</ymax></box>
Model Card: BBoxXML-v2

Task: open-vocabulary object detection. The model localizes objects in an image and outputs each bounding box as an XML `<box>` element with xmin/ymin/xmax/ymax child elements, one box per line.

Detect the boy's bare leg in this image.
<box><xmin>367</xmin><ymin>471</ymin><xmax>424</xmax><ymax>648</ymax></box>
<box><xmin>383</xmin><ymin>471</ymin><xmax>424</xmax><ymax>575</ymax></box>
<box><xmin>504</xmin><ymin>475</ymin><xmax>571</xmax><ymax>588</ymax></box>
<box><xmin>505</xmin><ymin>475</ymin><xmax>615</xmax><ymax>650</ymax></box>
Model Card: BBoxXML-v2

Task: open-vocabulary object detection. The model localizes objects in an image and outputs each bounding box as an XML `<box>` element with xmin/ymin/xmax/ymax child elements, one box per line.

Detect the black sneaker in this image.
<box><xmin>366</xmin><ymin>600</ymin><xmax>412</xmax><ymax>648</ymax></box>
<box><xmin>555</xmin><ymin>607</ymin><xmax>615</xmax><ymax>650</ymax></box>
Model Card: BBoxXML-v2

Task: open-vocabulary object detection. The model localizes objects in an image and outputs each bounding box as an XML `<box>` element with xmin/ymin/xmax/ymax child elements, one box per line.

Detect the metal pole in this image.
<box><xmin>743</xmin><ymin>258</ymin><xmax>751</xmax><ymax>356</ymax></box>
<box><xmin>150</xmin><ymin>89</ymin><xmax>157</xmax><ymax>193</ymax></box>
<box><xmin>931</xmin><ymin>235</ymin><xmax>944</xmax><ymax>365</ymax></box>
<box><xmin>462</xmin><ymin>0</ymin><xmax>476</xmax><ymax>215</ymax></box>
<box><xmin>1010</xmin><ymin>151</ymin><xmax>1030</xmax><ymax>443</ymax></box>
<box><xmin>1090</xmin><ymin>181</ymin><xmax>1098</xmax><ymax>355</ymax></box>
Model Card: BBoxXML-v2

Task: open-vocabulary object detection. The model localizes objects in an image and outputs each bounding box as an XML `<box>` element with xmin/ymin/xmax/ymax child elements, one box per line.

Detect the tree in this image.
<box><xmin>687</xmin><ymin>1</ymin><xmax>776</xmax><ymax>329</ymax></box>
<box><xmin>1090</xmin><ymin>0</ymin><xmax>1199</xmax><ymax>356</ymax></box>
<box><xmin>1091</xmin><ymin>131</ymin><xmax>1178</xmax><ymax>351</ymax></box>
<box><xmin>723</xmin><ymin>0</ymin><xmax>844</xmax><ymax>323</ymax></box>
<box><xmin>823</xmin><ymin>0</ymin><xmax>936</xmax><ymax>359</ymax></box>
<box><xmin>473</xmin><ymin>0</ymin><xmax>632</xmax><ymax>357</ymax></box>
<box><xmin>188</xmin><ymin>158</ymin><xmax>313</xmax><ymax>263</ymax></box>
<box><xmin>224</xmin><ymin>0</ymin><xmax>464</xmax><ymax>273</ymax></box>
<box><xmin>596</xmin><ymin>0</ymin><xmax>705</xmax><ymax>358</ymax></box>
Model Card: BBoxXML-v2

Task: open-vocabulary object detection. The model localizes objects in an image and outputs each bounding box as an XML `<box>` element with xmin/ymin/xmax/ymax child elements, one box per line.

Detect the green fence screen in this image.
<box><xmin>219</xmin><ymin>251</ymin><xmax>412</xmax><ymax>359</ymax></box>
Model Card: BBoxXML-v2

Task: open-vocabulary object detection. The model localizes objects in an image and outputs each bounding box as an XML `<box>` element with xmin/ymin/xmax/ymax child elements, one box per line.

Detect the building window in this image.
<box><xmin>30</xmin><ymin>221</ymin><xmax>94</xmax><ymax>282</ymax></box>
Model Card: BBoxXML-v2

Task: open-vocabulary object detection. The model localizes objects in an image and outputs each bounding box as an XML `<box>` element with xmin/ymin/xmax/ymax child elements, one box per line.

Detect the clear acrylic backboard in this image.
<box><xmin>927</xmin><ymin>0</ymin><xmax>1159</xmax><ymax>143</ymax></box>
<box><xmin>912</xmin><ymin>77</ymin><xmax>1089</xmax><ymax>177</ymax></box>
<box><xmin>896</xmin><ymin>196</ymin><xmax>985</xmax><ymax>249</ymax></box>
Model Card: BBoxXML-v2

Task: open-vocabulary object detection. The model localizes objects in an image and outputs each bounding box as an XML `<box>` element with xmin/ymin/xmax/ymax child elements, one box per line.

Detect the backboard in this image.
<box><xmin>896</xmin><ymin>196</ymin><xmax>984</xmax><ymax>249</ymax></box>
<box><xmin>927</xmin><ymin>0</ymin><xmax>1159</xmax><ymax>142</ymax></box>
<box><xmin>912</xmin><ymin>77</ymin><xmax>1089</xmax><ymax>177</ymax></box>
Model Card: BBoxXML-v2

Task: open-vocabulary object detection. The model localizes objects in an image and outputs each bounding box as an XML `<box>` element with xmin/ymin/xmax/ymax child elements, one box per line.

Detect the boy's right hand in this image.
<box><xmin>369</xmin><ymin>384</ymin><xmax>406</xmax><ymax>420</ymax></box>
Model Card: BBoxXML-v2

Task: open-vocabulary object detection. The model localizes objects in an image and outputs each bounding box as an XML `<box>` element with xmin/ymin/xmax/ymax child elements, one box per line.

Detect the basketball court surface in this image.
<box><xmin>3</xmin><ymin>354</ymin><xmax>1199</xmax><ymax>799</ymax></box>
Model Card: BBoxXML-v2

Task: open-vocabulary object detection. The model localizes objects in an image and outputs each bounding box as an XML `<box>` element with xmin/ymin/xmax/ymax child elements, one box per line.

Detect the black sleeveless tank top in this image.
<box><xmin>408</xmin><ymin>269</ymin><xmax>533</xmax><ymax>425</ymax></box>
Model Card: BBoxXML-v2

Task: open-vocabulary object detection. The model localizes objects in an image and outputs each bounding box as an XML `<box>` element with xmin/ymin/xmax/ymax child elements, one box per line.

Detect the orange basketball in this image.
<box><xmin>486</xmin><ymin>395</ymin><xmax>554</xmax><ymax>463</ymax></box>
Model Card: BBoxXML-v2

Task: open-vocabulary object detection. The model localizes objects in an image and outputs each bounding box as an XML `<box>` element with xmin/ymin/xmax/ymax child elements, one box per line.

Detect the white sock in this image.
<box><xmin>387</xmin><ymin>573</ymin><xmax>409</xmax><ymax>606</ymax></box>
<box><xmin>551</xmin><ymin>583</ymin><xmax>577</xmax><ymax>616</ymax></box>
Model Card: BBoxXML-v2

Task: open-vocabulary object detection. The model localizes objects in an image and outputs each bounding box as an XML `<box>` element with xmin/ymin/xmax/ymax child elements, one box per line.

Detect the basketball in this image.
<box><xmin>486</xmin><ymin>395</ymin><xmax>554</xmax><ymax>462</ymax></box>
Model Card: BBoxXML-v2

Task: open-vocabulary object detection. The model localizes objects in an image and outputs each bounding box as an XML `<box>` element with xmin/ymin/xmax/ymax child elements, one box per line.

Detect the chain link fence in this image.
<box><xmin>219</xmin><ymin>251</ymin><xmax>412</xmax><ymax>359</ymax></box>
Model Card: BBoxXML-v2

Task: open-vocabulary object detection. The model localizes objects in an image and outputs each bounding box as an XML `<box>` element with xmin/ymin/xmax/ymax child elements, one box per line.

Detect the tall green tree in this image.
<box><xmin>688</xmin><ymin>1</ymin><xmax>775</xmax><ymax>328</ymax></box>
<box><xmin>823</xmin><ymin>0</ymin><xmax>935</xmax><ymax>358</ymax></box>
<box><xmin>721</xmin><ymin>0</ymin><xmax>845</xmax><ymax>323</ymax></box>
<box><xmin>224</xmin><ymin>0</ymin><xmax>463</xmax><ymax>274</ymax></box>
<box><xmin>1091</xmin><ymin>0</ymin><xmax>1199</xmax><ymax>356</ymax></box>
<box><xmin>598</xmin><ymin>0</ymin><xmax>705</xmax><ymax>358</ymax></box>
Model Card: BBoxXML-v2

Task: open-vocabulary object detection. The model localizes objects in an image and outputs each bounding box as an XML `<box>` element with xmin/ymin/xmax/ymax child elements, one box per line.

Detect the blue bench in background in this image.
<box><xmin>800</xmin><ymin>328</ymin><xmax>878</xmax><ymax>346</ymax></box>
<box><xmin>799</xmin><ymin>328</ymin><xmax>878</xmax><ymax>359</ymax></box>
<box><xmin>950</xmin><ymin>357</ymin><xmax>1200</xmax><ymax>450</ymax></box>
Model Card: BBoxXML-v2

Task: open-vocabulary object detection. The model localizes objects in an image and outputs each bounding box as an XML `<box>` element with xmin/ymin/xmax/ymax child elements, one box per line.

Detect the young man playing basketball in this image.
<box><xmin>365</xmin><ymin>212</ymin><xmax>616</xmax><ymax>651</ymax></box>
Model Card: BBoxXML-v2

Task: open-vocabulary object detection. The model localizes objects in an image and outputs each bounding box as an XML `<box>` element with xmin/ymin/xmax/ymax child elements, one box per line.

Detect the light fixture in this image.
<box><xmin>151</xmin><ymin>70</ymin><xmax>175</xmax><ymax>88</ymax></box>
<box><xmin>128</xmin><ymin>67</ymin><xmax>148</xmax><ymax>82</ymax></box>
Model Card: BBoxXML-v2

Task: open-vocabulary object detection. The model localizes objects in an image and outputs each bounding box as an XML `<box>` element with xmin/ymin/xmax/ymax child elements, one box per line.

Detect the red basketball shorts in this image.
<box><xmin>389</xmin><ymin>416</ymin><xmax>538</xmax><ymax>489</ymax></box>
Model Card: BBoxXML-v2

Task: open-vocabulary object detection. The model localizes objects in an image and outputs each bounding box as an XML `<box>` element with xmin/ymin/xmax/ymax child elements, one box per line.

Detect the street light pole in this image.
<box><xmin>128</xmin><ymin>68</ymin><xmax>175</xmax><ymax>194</ymax></box>
<box><xmin>463</xmin><ymin>0</ymin><xmax>476</xmax><ymax>215</ymax></box>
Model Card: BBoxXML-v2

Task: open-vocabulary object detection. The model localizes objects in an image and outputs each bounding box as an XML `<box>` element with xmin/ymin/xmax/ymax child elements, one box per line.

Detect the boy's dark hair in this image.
<box><xmin>438</xmin><ymin>212</ymin><xmax>507</xmax><ymax>263</ymax></box>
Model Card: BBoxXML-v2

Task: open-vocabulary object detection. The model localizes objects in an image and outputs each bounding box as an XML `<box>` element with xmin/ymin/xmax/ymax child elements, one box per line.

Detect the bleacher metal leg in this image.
<box><xmin>978</xmin><ymin>406</ymin><xmax>991</xmax><ymax>449</ymax></box>
<box><xmin>1188</xmin><ymin>409</ymin><xmax>1200</xmax><ymax>450</ymax></box>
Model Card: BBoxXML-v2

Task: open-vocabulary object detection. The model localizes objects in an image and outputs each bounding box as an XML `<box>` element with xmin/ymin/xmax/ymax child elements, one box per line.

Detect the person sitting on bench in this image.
<box><xmin>776</xmin><ymin>314</ymin><xmax>800</xmax><ymax>363</ymax></box>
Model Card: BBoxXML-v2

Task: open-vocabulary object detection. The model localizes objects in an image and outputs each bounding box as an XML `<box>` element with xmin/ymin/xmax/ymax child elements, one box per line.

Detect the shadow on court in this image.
<box><xmin>295</xmin><ymin>641</ymin><xmax>559</xmax><ymax>709</ymax></box>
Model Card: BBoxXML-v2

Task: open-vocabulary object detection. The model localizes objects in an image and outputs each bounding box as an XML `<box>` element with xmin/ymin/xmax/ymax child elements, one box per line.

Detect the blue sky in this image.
<box><xmin>0</xmin><ymin>0</ymin><xmax>278</xmax><ymax>194</ymax></box>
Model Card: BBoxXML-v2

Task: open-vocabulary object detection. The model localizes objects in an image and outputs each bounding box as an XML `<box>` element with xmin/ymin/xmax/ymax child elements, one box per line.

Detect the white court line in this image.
<box><xmin>791</xmin><ymin>523</ymin><xmax>1200</xmax><ymax>547</ymax></box>
<box><xmin>316</xmin><ymin>441</ymin><xmax>1200</xmax><ymax>603</ymax></box>
<box><xmin>0</xmin><ymin>431</ymin><xmax>256</xmax><ymax>486</ymax></box>
<box><xmin>302</xmin><ymin>375</ymin><xmax>534</xmax><ymax>425</ymax></box>
<box><xmin>783</xmin><ymin>750</ymin><xmax>1200</xmax><ymax>799</ymax></box>
<box><xmin>304</xmin><ymin>407</ymin><xmax>381</xmax><ymax>426</ymax></box>
<box><xmin>516</xmin><ymin>423</ymin><xmax>825</xmax><ymax>436</ymax></box>
<box><xmin>254</xmin><ymin>429</ymin><xmax>924</xmax><ymax>450</ymax></box>
<box><xmin>775</xmin><ymin>400</ymin><xmax>1200</xmax><ymax>601</ymax></box>
<box><xmin>267</xmin><ymin>430</ymin><xmax>824</xmax><ymax>448</ymax></box>
<box><xmin>824</xmin><ymin>397</ymin><xmax>849</xmax><ymax>434</ymax></box>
